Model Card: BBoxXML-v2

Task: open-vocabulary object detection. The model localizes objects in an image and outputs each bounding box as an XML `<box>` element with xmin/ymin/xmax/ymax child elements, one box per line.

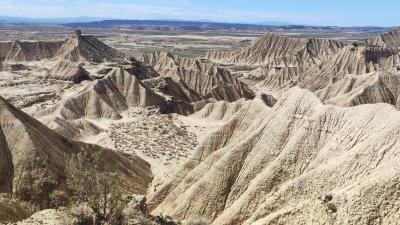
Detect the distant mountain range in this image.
<box><xmin>0</xmin><ymin>15</ymin><xmax>294</xmax><ymax>28</ymax></box>
<box><xmin>0</xmin><ymin>16</ymin><xmax>109</xmax><ymax>25</ymax></box>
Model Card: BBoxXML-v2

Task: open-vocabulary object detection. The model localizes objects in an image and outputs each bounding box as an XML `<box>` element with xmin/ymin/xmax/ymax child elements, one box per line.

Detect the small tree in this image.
<box><xmin>65</xmin><ymin>151</ymin><xmax>128</xmax><ymax>224</ymax></box>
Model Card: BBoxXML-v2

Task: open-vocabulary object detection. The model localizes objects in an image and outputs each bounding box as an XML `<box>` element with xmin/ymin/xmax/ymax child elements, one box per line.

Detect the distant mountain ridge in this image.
<box><xmin>62</xmin><ymin>19</ymin><xmax>292</xmax><ymax>30</ymax></box>
<box><xmin>0</xmin><ymin>16</ymin><xmax>109</xmax><ymax>25</ymax></box>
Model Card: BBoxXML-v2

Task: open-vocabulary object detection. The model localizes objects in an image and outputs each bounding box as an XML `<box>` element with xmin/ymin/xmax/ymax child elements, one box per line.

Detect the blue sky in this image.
<box><xmin>0</xmin><ymin>0</ymin><xmax>399</xmax><ymax>26</ymax></box>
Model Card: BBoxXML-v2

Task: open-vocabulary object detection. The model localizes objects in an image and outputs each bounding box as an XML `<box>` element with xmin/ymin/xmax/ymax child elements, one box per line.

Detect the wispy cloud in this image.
<box><xmin>0</xmin><ymin>0</ymin><xmax>303</xmax><ymax>23</ymax></box>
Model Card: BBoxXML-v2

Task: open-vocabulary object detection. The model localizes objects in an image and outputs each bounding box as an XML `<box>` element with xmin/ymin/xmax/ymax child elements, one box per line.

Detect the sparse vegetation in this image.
<box><xmin>65</xmin><ymin>151</ymin><xmax>129</xmax><ymax>224</ymax></box>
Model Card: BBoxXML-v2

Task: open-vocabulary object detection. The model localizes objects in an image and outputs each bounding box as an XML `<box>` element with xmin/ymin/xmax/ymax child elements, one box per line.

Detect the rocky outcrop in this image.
<box><xmin>149</xmin><ymin>87</ymin><xmax>400</xmax><ymax>225</ymax></box>
<box><xmin>49</xmin><ymin>60</ymin><xmax>92</xmax><ymax>83</ymax></box>
<box><xmin>298</xmin><ymin>46</ymin><xmax>400</xmax><ymax>91</ymax></box>
<box><xmin>317</xmin><ymin>70</ymin><xmax>400</xmax><ymax>109</ymax></box>
<box><xmin>204</xmin><ymin>33</ymin><xmax>346</xmax><ymax>93</ymax></box>
<box><xmin>366</xmin><ymin>27</ymin><xmax>400</xmax><ymax>48</ymax></box>
<box><xmin>205</xmin><ymin>33</ymin><xmax>345</xmax><ymax>66</ymax></box>
<box><xmin>36</xmin><ymin>68</ymin><xmax>167</xmax><ymax>120</ymax></box>
<box><xmin>141</xmin><ymin>52</ymin><xmax>255</xmax><ymax>103</ymax></box>
<box><xmin>0</xmin><ymin>96</ymin><xmax>152</xmax><ymax>207</ymax></box>
<box><xmin>54</xmin><ymin>35</ymin><xmax>123</xmax><ymax>63</ymax></box>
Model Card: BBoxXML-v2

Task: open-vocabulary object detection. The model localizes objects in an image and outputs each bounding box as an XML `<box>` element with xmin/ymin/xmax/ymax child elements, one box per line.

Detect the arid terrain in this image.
<box><xmin>1</xmin><ymin>23</ymin><xmax>400</xmax><ymax>225</ymax></box>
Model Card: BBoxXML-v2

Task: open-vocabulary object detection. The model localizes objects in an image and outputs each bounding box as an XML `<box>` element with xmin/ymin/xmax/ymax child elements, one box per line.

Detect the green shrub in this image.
<box><xmin>65</xmin><ymin>151</ymin><xmax>129</xmax><ymax>224</ymax></box>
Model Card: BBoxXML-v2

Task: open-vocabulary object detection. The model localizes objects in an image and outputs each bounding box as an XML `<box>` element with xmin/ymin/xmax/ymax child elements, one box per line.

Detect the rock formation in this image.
<box><xmin>54</xmin><ymin>33</ymin><xmax>124</xmax><ymax>63</ymax></box>
<box><xmin>49</xmin><ymin>60</ymin><xmax>92</xmax><ymax>83</ymax></box>
<box><xmin>205</xmin><ymin>32</ymin><xmax>345</xmax><ymax>66</ymax></box>
<box><xmin>141</xmin><ymin>52</ymin><xmax>255</xmax><ymax>113</ymax></box>
<box><xmin>297</xmin><ymin>45</ymin><xmax>400</xmax><ymax>92</ymax></box>
<box><xmin>208</xmin><ymin>29</ymin><xmax>400</xmax><ymax>111</ymax></box>
<box><xmin>36</xmin><ymin>67</ymin><xmax>167</xmax><ymax>120</ymax></box>
<box><xmin>0</xmin><ymin>31</ymin><xmax>123</xmax><ymax>63</ymax></box>
<box><xmin>0</xmin><ymin>41</ymin><xmax>63</xmax><ymax>62</ymax></box>
<box><xmin>0</xmin><ymin>95</ymin><xmax>152</xmax><ymax>206</ymax></box>
<box><xmin>316</xmin><ymin>69</ymin><xmax>400</xmax><ymax>109</ymax></box>
<box><xmin>366</xmin><ymin>27</ymin><xmax>400</xmax><ymax>48</ymax></box>
<box><xmin>148</xmin><ymin>87</ymin><xmax>400</xmax><ymax>225</ymax></box>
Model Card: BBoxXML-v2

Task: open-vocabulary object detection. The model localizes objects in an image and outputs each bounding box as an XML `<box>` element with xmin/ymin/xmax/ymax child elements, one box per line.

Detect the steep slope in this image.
<box><xmin>54</xmin><ymin>35</ymin><xmax>123</xmax><ymax>63</ymax></box>
<box><xmin>149</xmin><ymin>87</ymin><xmax>400</xmax><ymax>225</ymax></box>
<box><xmin>36</xmin><ymin>67</ymin><xmax>167</xmax><ymax>120</ymax></box>
<box><xmin>205</xmin><ymin>33</ymin><xmax>345</xmax><ymax>66</ymax></box>
<box><xmin>191</xmin><ymin>99</ymin><xmax>249</xmax><ymax>121</ymax></box>
<box><xmin>0</xmin><ymin>41</ymin><xmax>63</xmax><ymax>62</ymax></box>
<box><xmin>0</xmin><ymin>126</ymin><xmax>13</xmax><ymax>194</ymax></box>
<box><xmin>0</xmin><ymin>31</ymin><xmax>122</xmax><ymax>63</ymax></box>
<box><xmin>298</xmin><ymin>45</ymin><xmax>400</xmax><ymax>91</ymax></box>
<box><xmin>0</xmin><ymin>96</ymin><xmax>152</xmax><ymax>206</ymax></box>
<box><xmin>366</xmin><ymin>27</ymin><xmax>400</xmax><ymax>48</ymax></box>
<box><xmin>141</xmin><ymin>52</ymin><xmax>255</xmax><ymax>103</ymax></box>
<box><xmin>204</xmin><ymin>33</ymin><xmax>346</xmax><ymax>93</ymax></box>
<box><xmin>49</xmin><ymin>60</ymin><xmax>92</xmax><ymax>83</ymax></box>
<box><xmin>316</xmin><ymin>70</ymin><xmax>400</xmax><ymax>109</ymax></box>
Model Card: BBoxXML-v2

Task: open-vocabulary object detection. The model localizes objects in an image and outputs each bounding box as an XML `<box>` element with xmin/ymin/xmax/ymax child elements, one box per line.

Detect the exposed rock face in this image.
<box><xmin>141</xmin><ymin>52</ymin><xmax>255</xmax><ymax>109</ymax></box>
<box><xmin>0</xmin><ymin>96</ymin><xmax>152</xmax><ymax>206</ymax></box>
<box><xmin>49</xmin><ymin>60</ymin><xmax>92</xmax><ymax>83</ymax></box>
<box><xmin>298</xmin><ymin>46</ymin><xmax>400</xmax><ymax>92</ymax></box>
<box><xmin>54</xmin><ymin>35</ymin><xmax>123</xmax><ymax>63</ymax></box>
<box><xmin>204</xmin><ymin>33</ymin><xmax>346</xmax><ymax>94</ymax></box>
<box><xmin>0</xmin><ymin>41</ymin><xmax>63</xmax><ymax>62</ymax></box>
<box><xmin>366</xmin><ymin>27</ymin><xmax>400</xmax><ymax>48</ymax></box>
<box><xmin>149</xmin><ymin>88</ymin><xmax>400</xmax><ymax>225</ymax></box>
<box><xmin>204</xmin><ymin>30</ymin><xmax>400</xmax><ymax>111</ymax></box>
<box><xmin>205</xmin><ymin>33</ymin><xmax>345</xmax><ymax>66</ymax></box>
<box><xmin>36</xmin><ymin>68</ymin><xmax>167</xmax><ymax>120</ymax></box>
<box><xmin>316</xmin><ymin>70</ymin><xmax>400</xmax><ymax>109</ymax></box>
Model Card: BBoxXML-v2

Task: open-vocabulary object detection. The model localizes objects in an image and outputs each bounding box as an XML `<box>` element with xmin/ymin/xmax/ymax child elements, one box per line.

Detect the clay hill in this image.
<box><xmin>49</xmin><ymin>60</ymin><xmax>92</xmax><ymax>83</ymax></box>
<box><xmin>205</xmin><ymin>29</ymin><xmax>400</xmax><ymax>109</ymax></box>
<box><xmin>148</xmin><ymin>87</ymin><xmax>400</xmax><ymax>225</ymax></box>
<box><xmin>205</xmin><ymin>32</ymin><xmax>346</xmax><ymax>66</ymax></box>
<box><xmin>141</xmin><ymin>52</ymin><xmax>255</xmax><ymax>114</ymax></box>
<box><xmin>366</xmin><ymin>27</ymin><xmax>400</xmax><ymax>48</ymax></box>
<box><xmin>0</xmin><ymin>95</ymin><xmax>152</xmax><ymax>207</ymax></box>
<box><xmin>0</xmin><ymin>31</ymin><xmax>123</xmax><ymax>63</ymax></box>
<box><xmin>36</xmin><ymin>67</ymin><xmax>167</xmax><ymax>120</ymax></box>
